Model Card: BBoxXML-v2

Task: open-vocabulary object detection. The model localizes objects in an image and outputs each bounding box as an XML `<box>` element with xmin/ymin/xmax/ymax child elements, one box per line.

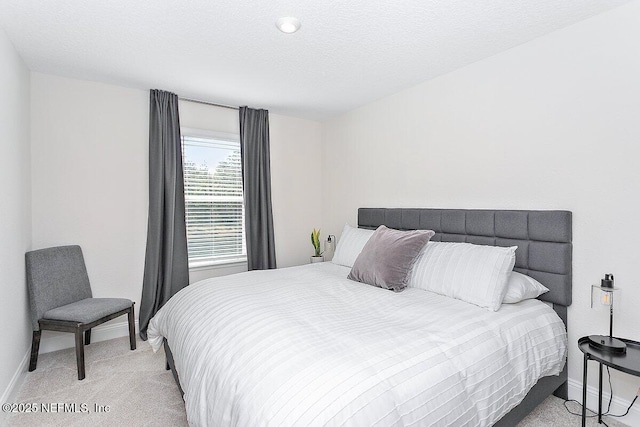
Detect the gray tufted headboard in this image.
<box><xmin>358</xmin><ymin>208</ymin><xmax>572</xmax><ymax>324</ymax></box>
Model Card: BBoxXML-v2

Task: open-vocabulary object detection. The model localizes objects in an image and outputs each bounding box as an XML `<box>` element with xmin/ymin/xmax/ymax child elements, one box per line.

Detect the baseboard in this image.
<box><xmin>568</xmin><ymin>378</ymin><xmax>640</xmax><ymax>426</ymax></box>
<box><xmin>0</xmin><ymin>348</ymin><xmax>30</xmax><ymax>426</ymax></box>
<box><xmin>38</xmin><ymin>319</ymin><xmax>139</xmax><ymax>354</ymax></box>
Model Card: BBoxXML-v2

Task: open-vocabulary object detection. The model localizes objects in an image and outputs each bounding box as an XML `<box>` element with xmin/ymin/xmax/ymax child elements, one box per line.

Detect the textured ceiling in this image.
<box><xmin>0</xmin><ymin>0</ymin><xmax>630</xmax><ymax>120</ymax></box>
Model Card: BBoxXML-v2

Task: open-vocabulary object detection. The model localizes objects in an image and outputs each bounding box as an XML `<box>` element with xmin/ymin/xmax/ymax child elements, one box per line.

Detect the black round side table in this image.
<box><xmin>578</xmin><ymin>336</ymin><xmax>640</xmax><ymax>426</ymax></box>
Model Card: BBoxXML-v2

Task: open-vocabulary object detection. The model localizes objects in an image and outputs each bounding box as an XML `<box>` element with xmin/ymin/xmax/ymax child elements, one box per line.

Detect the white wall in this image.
<box><xmin>30</xmin><ymin>74</ymin><xmax>323</xmax><ymax>351</ymax></box>
<box><xmin>30</xmin><ymin>73</ymin><xmax>149</xmax><ymax>351</ymax></box>
<box><xmin>0</xmin><ymin>28</ymin><xmax>32</xmax><ymax>405</ymax></box>
<box><xmin>270</xmin><ymin>113</ymin><xmax>323</xmax><ymax>267</ymax></box>
<box><xmin>322</xmin><ymin>0</ymin><xmax>640</xmax><ymax>420</ymax></box>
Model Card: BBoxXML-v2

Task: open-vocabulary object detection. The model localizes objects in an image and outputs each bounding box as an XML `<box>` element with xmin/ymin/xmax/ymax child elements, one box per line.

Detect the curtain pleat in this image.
<box><xmin>239</xmin><ymin>107</ymin><xmax>277</xmax><ymax>270</ymax></box>
<box><xmin>139</xmin><ymin>89</ymin><xmax>189</xmax><ymax>340</ymax></box>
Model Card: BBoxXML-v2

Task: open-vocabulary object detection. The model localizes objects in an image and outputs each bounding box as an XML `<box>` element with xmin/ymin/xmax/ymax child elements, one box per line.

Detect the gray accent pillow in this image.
<box><xmin>348</xmin><ymin>225</ymin><xmax>435</xmax><ymax>292</ymax></box>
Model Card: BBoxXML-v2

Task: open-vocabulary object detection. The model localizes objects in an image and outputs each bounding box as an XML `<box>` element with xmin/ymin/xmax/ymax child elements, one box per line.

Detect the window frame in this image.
<box><xmin>181</xmin><ymin>127</ymin><xmax>247</xmax><ymax>269</ymax></box>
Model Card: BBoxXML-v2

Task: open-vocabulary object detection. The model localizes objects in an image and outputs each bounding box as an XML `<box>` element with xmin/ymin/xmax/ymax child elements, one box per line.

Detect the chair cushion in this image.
<box><xmin>43</xmin><ymin>298</ymin><xmax>132</xmax><ymax>324</ymax></box>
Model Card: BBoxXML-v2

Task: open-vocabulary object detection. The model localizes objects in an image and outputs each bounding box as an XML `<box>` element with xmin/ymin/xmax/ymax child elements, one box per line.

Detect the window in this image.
<box><xmin>181</xmin><ymin>129</ymin><xmax>246</xmax><ymax>267</ymax></box>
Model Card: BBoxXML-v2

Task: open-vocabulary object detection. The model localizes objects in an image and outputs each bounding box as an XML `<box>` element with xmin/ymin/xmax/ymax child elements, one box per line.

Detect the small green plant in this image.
<box><xmin>311</xmin><ymin>228</ymin><xmax>323</xmax><ymax>257</ymax></box>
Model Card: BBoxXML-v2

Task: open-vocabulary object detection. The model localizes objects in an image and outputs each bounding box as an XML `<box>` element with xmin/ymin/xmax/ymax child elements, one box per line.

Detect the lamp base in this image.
<box><xmin>587</xmin><ymin>335</ymin><xmax>627</xmax><ymax>354</ymax></box>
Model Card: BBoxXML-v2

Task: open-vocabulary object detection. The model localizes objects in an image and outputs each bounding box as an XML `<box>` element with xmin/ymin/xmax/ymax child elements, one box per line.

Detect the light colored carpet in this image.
<box><xmin>7</xmin><ymin>336</ymin><xmax>187</xmax><ymax>427</ymax></box>
<box><xmin>6</xmin><ymin>336</ymin><xmax>627</xmax><ymax>427</ymax></box>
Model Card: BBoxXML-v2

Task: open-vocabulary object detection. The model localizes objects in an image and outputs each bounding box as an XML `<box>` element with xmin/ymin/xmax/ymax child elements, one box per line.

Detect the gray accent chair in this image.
<box><xmin>26</xmin><ymin>245</ymin><xmax>136</xmax><ymax>380</ymax></box>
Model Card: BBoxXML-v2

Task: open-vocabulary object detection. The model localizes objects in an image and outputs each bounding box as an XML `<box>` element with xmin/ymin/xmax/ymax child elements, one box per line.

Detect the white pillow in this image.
<box><xmin>408</xmin><ymin>241</ymin><xmax>517</xmax><ymax>311</ymax></box>
<box><xmin>503</xmin><ymin>271</ymin><xmax>549</xmax><ymax>303</ymax></box>
<box><xmin>331</xmin><ymin>224</ymin><xmax>375</xmax><ymax>268</ymax></box>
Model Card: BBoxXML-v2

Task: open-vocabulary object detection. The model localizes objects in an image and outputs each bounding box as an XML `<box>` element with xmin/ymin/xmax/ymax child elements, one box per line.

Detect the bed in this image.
<box><xmin>148</xmin><ymin>208</ymin><xmax>572</xmax><ymax>426</ymax></box>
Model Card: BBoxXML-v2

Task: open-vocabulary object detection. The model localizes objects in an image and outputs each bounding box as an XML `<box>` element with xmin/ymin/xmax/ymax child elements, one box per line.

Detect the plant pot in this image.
<box><xmin>310</xmin><ymin>256</ymin><xmax>324</xmax><ymax>263</ymax></box>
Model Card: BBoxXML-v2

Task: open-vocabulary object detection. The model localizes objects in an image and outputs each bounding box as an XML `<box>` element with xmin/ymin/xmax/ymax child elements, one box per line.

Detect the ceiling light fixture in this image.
<box><xmin>276</xmin><ymin>17</ymin><xmax>301</xmax><ymax>34</ymax></box>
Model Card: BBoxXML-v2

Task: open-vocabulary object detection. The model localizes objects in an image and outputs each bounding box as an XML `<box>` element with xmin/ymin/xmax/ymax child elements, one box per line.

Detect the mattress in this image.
<box><xmin>147</xmin><ymin>262</ymin><xmax>567</xmax><ymax>427</ymax></box>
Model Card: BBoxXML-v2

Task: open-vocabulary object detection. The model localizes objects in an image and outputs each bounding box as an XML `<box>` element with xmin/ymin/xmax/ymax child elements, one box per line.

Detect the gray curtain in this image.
<box><xmin>239</xmin><ymin>106</ymin><xmax>277</xmax><ymax>270</ymax></box>
<box><xmin>139</xmin><ymin>90</ymin><xmax>189</xmax><ymax>340</ymax></box>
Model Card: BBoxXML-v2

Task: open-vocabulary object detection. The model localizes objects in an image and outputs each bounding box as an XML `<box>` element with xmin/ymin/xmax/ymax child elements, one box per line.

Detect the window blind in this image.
<box><xmin>181</xmin><ymin>134</ymin><xmax>246</xmax><ymax>266</ymax></box>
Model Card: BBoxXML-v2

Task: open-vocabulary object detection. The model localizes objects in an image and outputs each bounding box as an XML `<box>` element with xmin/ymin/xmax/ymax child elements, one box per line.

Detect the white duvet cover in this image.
<box><xmin>147</xmin><ymin>262</ymin><xmax>567</xmax><ymax>427</ymax></box>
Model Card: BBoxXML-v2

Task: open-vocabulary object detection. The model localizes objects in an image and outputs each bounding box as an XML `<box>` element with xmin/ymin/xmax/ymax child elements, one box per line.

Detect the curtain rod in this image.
<box><xmin>179</xmin><ymin>97</ymin><xmax>239</xmax><ymax>111</ymax></box>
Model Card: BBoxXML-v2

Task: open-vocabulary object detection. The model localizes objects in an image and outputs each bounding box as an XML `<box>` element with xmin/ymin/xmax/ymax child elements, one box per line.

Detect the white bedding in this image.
<box><xmin>147</xmin><ymin>262</ymin><xmax>567</xmax><ymax>427</ymax></box>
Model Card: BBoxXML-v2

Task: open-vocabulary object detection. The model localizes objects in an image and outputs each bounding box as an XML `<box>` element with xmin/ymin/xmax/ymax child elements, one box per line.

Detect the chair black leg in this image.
<box><xmin>128</xmin><ymin>304</ymin><xmax>136</xmax><ymax>350</ymax></box>
<box><xmin>166</xmin><ymin>359</ymin><xmax>170</xmax><ymax>371</ymax></box>
<box><xmin>84</xmin><ymin>329</ymin><xmax>91</xmax><ymax>345</ymax></box>
<box><xmin>29</xmin><ymin>330</ymin><xmax>41</xmax><ymax>372</ymax></box>
<box><xmin>74</xmin><ymin>328</ymin><xmax>85</xmax><ymax>380</ymax></box>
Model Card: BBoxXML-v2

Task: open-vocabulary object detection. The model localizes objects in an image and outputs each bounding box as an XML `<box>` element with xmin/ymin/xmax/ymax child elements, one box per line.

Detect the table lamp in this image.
<box><xmin>588</xmin><ymin>274</ymin><xmax>626</xmax><ymax>353</ymax></box>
